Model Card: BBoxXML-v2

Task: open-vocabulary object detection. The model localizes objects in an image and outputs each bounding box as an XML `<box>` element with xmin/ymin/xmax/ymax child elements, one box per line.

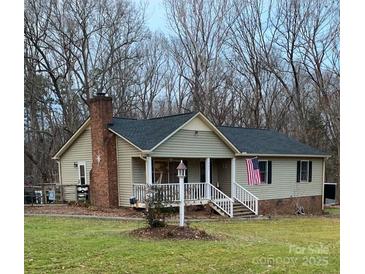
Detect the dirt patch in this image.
<box><xmin>130</xmin><ymin>225</ymin><xmax>216</xmax><ymax>240</ymax></box>
<box><xmin>24</xmin><ymin>204</ymin><xmax>144</xmax><ymax>218</ymax></box>
<box><xmin>24</xmin><ymin>204</ymin><xmax>223</xmax><ymax>220</ymax></box>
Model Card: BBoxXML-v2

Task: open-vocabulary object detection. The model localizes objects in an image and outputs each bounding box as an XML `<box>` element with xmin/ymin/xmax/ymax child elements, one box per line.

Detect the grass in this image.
<box><xmin>324</xmin><ymin>207</ymin><xmax>340</xmax><ymax>216</ymax></box>
<box><xmin>25</xmin><ymin>216</ymin><xmax>339</xmax><ymax>273</ymax></box>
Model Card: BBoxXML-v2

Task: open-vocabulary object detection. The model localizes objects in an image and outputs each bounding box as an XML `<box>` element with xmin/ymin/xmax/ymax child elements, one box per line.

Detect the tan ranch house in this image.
<box><xmin>53</xmin><ymin>94</ymin><xmax>330</xmax><ymax>217</ymax></box>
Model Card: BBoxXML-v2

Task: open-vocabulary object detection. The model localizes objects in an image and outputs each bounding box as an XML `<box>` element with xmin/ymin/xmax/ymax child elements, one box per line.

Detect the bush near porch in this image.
<box><xmin>25</xmin><ymin>216</ymin><xmax>339</xmax><ymax>273</ymax></box>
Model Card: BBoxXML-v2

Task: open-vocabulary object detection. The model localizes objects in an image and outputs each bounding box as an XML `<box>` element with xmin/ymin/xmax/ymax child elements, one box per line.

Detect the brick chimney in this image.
<box><xmin>88</xmin><ymin>93</ymin><xmax>118</xmax><ymax>207</ymax></box>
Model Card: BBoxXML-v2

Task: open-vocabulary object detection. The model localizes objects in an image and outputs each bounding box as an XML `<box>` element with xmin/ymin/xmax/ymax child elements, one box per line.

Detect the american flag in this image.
<box><xmin>246</xmin><ymin>158</ymin><xmax>261</xmax><ymax>185</ymax></box>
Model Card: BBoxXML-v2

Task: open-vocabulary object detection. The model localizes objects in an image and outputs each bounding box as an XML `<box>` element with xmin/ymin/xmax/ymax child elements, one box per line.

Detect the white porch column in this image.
<box><xmin>231</xmin><ymin>158</ymin><xmax>236</xmax><ymax>199</ymax></box>
<box><xmin>205</xmin><ymin>158</ymin><xmax>211</xmax><ymax>199</ymax></box>
<box><xmin>146</xmin><ymin>156</ymin><xmax>153</xmax><ymax>185</ymax></box>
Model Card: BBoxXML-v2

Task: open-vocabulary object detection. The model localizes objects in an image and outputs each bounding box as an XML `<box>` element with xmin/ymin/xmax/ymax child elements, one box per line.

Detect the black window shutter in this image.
<box><xmin>268</xmin><ymin>161</ymin><xmax>272</xmax><ymax>184</ymax></box>
<box><xmin>309</xmin><ymin>161</ymin><xmax>312</xmax><ymax>182</ymax></box>
<box><xmin>296</xmin><ymin>161</ymin><xmax>300</xmax><ymax>182</ymax></box>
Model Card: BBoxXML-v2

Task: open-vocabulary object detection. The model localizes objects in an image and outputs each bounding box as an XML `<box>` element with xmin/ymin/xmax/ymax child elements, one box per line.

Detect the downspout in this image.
<box><xmin>140</xmin><ymin>152</ymin><xmax>152</xmax><ymax>185</ymax></box>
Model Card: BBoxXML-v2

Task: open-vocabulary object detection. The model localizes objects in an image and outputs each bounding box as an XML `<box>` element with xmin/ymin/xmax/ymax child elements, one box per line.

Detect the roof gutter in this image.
<box><xmin>236</xmin><ymin>152</ymin><xmax>331</xmax><ymax>158</ymax></box>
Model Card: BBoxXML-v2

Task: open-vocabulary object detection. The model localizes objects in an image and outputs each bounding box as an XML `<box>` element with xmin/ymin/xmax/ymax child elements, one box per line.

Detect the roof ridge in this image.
<box><xmin>112</xmin><ymin>117</ymin><xmax>138</xmax><ymax>120</ymax></box>
<box><xmin>146</xmin><ymin>111</ymin><xmax>197</xmax><ymax>120</ymax></box>
<box><xmin>219</xmin><ymin>125</ymin><xmax>272</xmax><ymax>130</ymax></box>
<box><xmin>113</xmin><ymin>112</ymin><xmax>197</xmax><ymax>121</ymax></box>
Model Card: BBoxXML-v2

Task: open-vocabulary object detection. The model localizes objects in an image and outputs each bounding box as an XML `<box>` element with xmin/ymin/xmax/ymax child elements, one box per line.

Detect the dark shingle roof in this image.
<box><xmin>108</xmin><ymin>111</ymin><xmax>327</xmax><ymax>156</ymax></box>
<box><xmin>218</xmin><ymin>126</ymin><xmax>327</xmax><ymax>156</ymax></box>
<box><xmin>108</xmin><ymin>112</ymin><xmax>197</xmax><ymax>150</ymax></box>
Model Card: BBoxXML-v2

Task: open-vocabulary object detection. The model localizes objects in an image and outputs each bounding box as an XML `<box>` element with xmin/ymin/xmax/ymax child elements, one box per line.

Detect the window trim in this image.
<box><xmin>77</xmin><ymin>161</ymin><xmax>88</xmax><ymax>185</ymax></box>
<box><xmin>258</xmin><ymin>160</ymin><xmax>269</xmax><ymax>184</ymax></box>
<box><xmin>299</xmin><ymin>160</ymin><xmax>310</xmax><ymax>183</ymax></box>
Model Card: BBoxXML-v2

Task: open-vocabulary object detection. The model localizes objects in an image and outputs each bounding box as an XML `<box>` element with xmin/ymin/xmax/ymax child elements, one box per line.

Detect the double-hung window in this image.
<box><xmin>297</xmin><ymin>160</ymin><xmax>312</xmax><ymax>183</ymax></box>
<box><xmin>258</xmin><ymin>161</ymin><xmax>268</xmax><ymax>183</ymax></box>
<box><xmin>258</xmin><ymin>160</ymin><xmax>272</xmax><ymax>184</ymax></box>
<box><xmin>78</xmin><ymin>161</ymin><xmax>87</xmax><ymax>185</ymax></box>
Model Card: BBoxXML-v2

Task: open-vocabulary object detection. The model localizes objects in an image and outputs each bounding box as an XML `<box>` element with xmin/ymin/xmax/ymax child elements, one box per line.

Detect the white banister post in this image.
<box><xmin>231</xmin><ymin>158</ymin><xmax>236</xmax><ymax>199</ymax></box>
<box><xmin>146</xmin><ymin>156</ymin><xmax>152</xmax><ymax>185</ymax></box>
<box><xmin>205</xmin><ymin>158</ymin><xmax>211</xmax><ymax>199</ymax></box>
<box><xmin>255</xmin><ymin>199</ymin><xmax>258</xmax><ymax>215</ymax></box>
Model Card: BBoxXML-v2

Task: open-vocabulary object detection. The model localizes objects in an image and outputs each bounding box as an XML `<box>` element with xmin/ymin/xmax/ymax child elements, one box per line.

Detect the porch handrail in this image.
<box><xmin>208</xmin><ymin>183</ymin><xmax>234</xmax><ymax>217</ymax></box>
<box><xmin>233</xmin><ymin>182</ymin><xmax>259</xmax><ymax>215</ymax></box>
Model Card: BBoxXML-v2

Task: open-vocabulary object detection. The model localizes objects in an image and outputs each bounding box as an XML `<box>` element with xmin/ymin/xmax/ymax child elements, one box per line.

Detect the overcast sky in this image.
<box><xmin>133</xmin><ymin>0</ymin><xmax>169</xmax><ymax>33</ymax></box>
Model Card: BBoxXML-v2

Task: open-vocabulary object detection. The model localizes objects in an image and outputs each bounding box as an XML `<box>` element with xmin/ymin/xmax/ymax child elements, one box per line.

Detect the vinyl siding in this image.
<box><xmin>215</xmin><ymin>159</ymin><xmax>231</xmax><ymax>196</ymax></box>
<box><xmin>132</xmin><ymin>157</ymin><xmax>146</xmax><ymax>184</ymax></box>
<box><xmin>59</xmin><ymin>127</ymin><xmax>92</xmax><ymax>201</ymax></box>
<box><xmin>152</xmin><ymin>129</ymin><xmax>234</xmax><ymax>158</ymax></box>
<box><xmin>188</xmin><ymin>159</ymin><xmax>201</xmax><ymax>182</ymax></box>
<box><xmin>235</xmin><ymin>157</ymin><xmax>324</xmax><ymax>200</ymax></box>
<box><xmin>116</xmin><ymin>137</ymin><xmax>142</xmax><ymax>207</ymax></box>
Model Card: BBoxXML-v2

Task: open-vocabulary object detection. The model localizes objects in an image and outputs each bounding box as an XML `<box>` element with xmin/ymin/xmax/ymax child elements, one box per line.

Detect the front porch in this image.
<box><xmin>131</xmin><ymin>157</ymin><xmax>258</xmax><ymax>217</ymax></box>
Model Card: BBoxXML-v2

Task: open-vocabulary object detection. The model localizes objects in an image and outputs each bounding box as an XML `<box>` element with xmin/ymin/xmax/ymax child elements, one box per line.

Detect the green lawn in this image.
<box><xmin>324</xmin><ymin>207</ymin><xmax>340</xmax><ymax>216</ymax></box>
<box><xmin>25</xmin><ymin>216</ymin><xmax>339</xmax><ymax>273</ymax></box>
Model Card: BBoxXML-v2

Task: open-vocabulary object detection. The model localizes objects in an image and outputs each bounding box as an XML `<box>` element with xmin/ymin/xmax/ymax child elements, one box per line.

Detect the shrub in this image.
<box><xmin>144</xmin><ymin>185</ymin><xmax>174</xmax><ymax>228</ymax></box>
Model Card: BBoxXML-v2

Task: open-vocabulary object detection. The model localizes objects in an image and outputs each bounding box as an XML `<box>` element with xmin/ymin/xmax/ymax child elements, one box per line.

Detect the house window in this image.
<box><xmin>300</xmin><ymin>161</ymin><xmax>309</xmax><ymax>182</ymax></box>
<box><xmin>153</xmin><ymin>160</ymin><xmax>169</xmax><ymax>184</ymax></box>
<box><xmin>153</xmin><ymin>159</ymin><xmax>188</xmax><ymax>184</ymax></box>
<box><xmin>168</xmin><ymin>161</ymin><xmax>179</xmax><ymax>183</ymax></box>
<box><xmin>258</xmin><ymin>161</ymin><xmax>268</xmax><ymax>184</ymax></box>
<box><xmin>78</xmin><ymin>161</ymin><xmax>87</xmax><ymax>185</ymax></box>
<box><xmin>297</xmin><ymin>160</ymin><xmax>312</xmax><ymax>183</ymax></box>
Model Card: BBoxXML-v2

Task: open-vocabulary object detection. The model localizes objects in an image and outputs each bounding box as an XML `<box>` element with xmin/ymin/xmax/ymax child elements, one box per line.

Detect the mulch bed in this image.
<box><xmin>130</xmin><ymin>225</ymin><xmax>216</xmax><ymax>240</ymax></box>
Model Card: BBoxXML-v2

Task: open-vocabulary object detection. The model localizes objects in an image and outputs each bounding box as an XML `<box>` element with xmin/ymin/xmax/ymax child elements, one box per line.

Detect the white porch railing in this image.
<box><xmin>208</xmin><ymin>183</ymin><xmax>234</xmax><ymax>217</ymax></box>
<box><xmin>184</xmin><ymin>183</ymin><xmax>206</xmax><ymax>201</ymax></box>
<box><xmin>156</xmin><ymin>183</ymin><xmax>180</xmax><ymax>202</ymax></box>
<box><xmin>133</xmin><ymin>184</ymin><xmax>146</xmax><ymax>203</ymax></box>
<box><xmin>132</xmin><ymin>183</ymin><xmax>180</xmax><ymax>203</ymax></box>
<box><xmin>132</xmin><ymin>182</ymin><xmax>234</xmax><ymax>217</ymax></box>
<box><xmin>233</xmin><ymin>182</ymin><xmax>259</xmax><ymax>215</ymax></box>
<box><xmin>133</xmin><ymin>183</ymin><xmax>207</xmax><ymax>203</ymax></box>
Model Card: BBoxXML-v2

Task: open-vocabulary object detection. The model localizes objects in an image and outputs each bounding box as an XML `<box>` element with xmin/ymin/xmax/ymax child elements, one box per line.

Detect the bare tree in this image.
<box><xmin>134</xmin><ymin>34</ymin><xmax>167</xmax><ymax>118</ymax></box>
<box><xmin>24</xmin><ymin>0</ymin><xmax>340</xmax><ymax>202</ymax></box>
<box><xmin>165</xmin><ymin>0</ymin><xmax>232</xmax><ymax>118</ymax></box>
<box><xmin>24</xmin><ymin>0</ymin><xmax>147</xmax><ymax>186</ymax></box>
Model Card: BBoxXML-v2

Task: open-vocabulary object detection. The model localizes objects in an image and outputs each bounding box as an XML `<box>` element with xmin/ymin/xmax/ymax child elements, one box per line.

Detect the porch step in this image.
<box><xmin>233</xmin><ymin>202</ymin><xmax>257</xmax><ymax>218</ymax></box>
<box><xmin>208</xmin><ymin>202</ymin><xmax>230</xmax><ymax>217</ymax></box>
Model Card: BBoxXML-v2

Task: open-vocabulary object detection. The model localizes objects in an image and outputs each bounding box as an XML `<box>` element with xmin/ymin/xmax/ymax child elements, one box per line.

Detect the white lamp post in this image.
<box><xmin>177</xmin><ymin>160</ymin><xmax>187</xmax><ymax>227</ymax></box>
